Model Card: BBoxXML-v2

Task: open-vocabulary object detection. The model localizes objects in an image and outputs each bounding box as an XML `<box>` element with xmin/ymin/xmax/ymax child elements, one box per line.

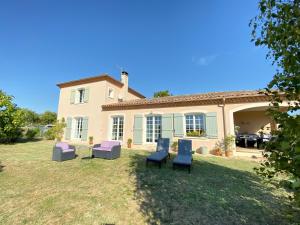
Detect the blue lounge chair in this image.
<box><xmin>146</xmin><ymin>138</ymin><xmax>170</xmax><ymax>168</ymax></box>
<box><xmin>173</xmin><ymin>139</ymin><xmax>193</xmax><ymax>173</ymax></box>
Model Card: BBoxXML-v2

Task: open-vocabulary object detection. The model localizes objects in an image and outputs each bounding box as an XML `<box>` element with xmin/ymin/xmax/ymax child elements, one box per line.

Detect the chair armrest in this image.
<box><xmin>93</xmin><ymin>144</ymin><xmax>101</xmax><ymax>148</ymax></box>
<box><xmin>53</xmin><ymin>146</ymin><xmax>63</xmax><ymax>152</ymax></box>
<box><xmin>111</xmin><ymin>145</ymin><xmax>121</xmax><ymax>152</ymax></box>
<box><xmin>69</xmin><ymin>145</ymin><xmax>76</xmax><ymax>150</ymax></box>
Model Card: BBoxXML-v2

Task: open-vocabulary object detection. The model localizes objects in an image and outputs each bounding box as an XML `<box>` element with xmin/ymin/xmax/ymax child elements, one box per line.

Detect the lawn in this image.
<box><xmin>0</xmin><ymin>140</ymin><xmax>299</xmax><ymax>225</ymax></box>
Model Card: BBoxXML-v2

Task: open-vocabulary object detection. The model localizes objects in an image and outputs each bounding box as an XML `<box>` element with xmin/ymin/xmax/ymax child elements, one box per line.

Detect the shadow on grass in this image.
<box><xmin>0</xmin><ymin>164</ymin><xmax>4</xmax><ymax>172</ymax></box>
<box><xmin>1</xmin><ymin>138</ymin><xmax>43</xmax><ymax>145</ymax></box>
<box><xmin>129</xmin><ymin>153</ymin><xmax>298</xmax><ymax>225</ymax></box>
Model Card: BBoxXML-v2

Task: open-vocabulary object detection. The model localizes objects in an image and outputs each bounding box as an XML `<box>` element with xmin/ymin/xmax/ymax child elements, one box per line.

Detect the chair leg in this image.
<box><xmin>159</xmin><ymin>162</ymin><xmax>162</xmax><ymax>168</ymax></box>
<box><xmin>188</xmin><ymin>166</ymin><xmax>191</xmax><ymax>173</ymax></box>
<box><xmin>172</xmin><ymin>164</ymin><xmax>175</xmax><ymax>170</ymax></box>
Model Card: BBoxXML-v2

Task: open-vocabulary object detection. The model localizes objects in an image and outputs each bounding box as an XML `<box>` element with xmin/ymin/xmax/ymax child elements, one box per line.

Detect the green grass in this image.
<box><xmin>0</xmin><ymin>140</ymin><xmax>299</xmax><ymax>225</ymax></box>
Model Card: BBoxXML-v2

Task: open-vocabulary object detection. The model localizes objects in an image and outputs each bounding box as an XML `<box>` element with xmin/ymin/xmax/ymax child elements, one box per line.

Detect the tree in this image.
<box><xmin>0</xmin><ymin>90</ymin><xmax>25</xmax><ymax>143</ymax></box>
<box><xmin>20</xmin><ymin>108</ymin><xmax>40</xmax><ymax>126</ymax></box>
<box><xmin>250</xmin><ymin>0</ymin><xmax>300</xmax><ymax>206</ymax></box>
<box><xmin>44</xmin><ymin>118</ymin><xmax>66</xmax><ymax>141</ymax></box>
<box><xmin>153</xmin><ymin>90</ymin><xmax>172</xmax><ymax>98</ymax></box>
<box><xmin>39</xmin><ymin>111</ymin><xmax>57</xmax><ymax>125</ymax></box>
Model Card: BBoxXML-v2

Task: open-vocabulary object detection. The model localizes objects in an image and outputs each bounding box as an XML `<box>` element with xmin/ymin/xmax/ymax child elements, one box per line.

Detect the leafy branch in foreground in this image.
<box><xmin>250</xmin><ymin>0</ymin><xmax>300</xmax><ymax>206</ymax></box>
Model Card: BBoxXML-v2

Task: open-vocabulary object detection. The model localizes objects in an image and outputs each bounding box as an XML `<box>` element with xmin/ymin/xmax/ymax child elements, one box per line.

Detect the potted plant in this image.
<box><xmin>171</xmin><ymin>141</ymin><xmax>178</xmax><ymax>152</ymax></box>
<box><xmin>89</xmin><ymin>136</ymin><xmax>93</xmax><ymax>145</ymax></box>
<box><xmin>127</xmin><ymin>138</ymin><xmax>132</xmax><ymax>148</ymax></box>
<box><xmin>212</xmin><ymin>141</ymin><xmax>224</xmax><ymax>156</ymax></box>
<box><xmin>186</xmin><ymin>130</ymin><xmax>205</xmax><ymax>137</ymax></box>
<box><xmin>224</xmin><ymin>135</ymin><xmax>235</xmax><ymax>157</ymax></box>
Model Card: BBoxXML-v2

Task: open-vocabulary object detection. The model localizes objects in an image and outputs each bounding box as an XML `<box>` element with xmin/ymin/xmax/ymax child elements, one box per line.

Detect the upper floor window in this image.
<box><xmin>146</xmin><ymin>115</ymin><xmax>162</xmax><ymax>143</ymax></box>
<box><xmin>77</xmin><ymin>89</ymin><xmax>85</xmax><ymax>103</ymax></box>
<box><xmin>70</xmin><ymin>87</ymin><xmax>89</xmax><ymax>104</ymax></box>
<box><xmin>108</xmin><ymin>88</ymin><xmax>114</xmax><ymax>98</ymax></box>
<box><xmin>111</xmin><ymin>116</ymin><xmax>124</xmax><ymax>141</ymax></box>
<box><xmin>185</xmin><ymin>114</ymin><xmax>206</xmax><ymax>137</ymax></box>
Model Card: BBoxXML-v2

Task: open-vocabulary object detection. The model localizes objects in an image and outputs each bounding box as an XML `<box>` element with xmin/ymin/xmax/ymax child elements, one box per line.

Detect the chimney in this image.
<box><xmin>119</xmin><ymin>71</ymin><xmax>129</xmax><ymax>101</ymax></box>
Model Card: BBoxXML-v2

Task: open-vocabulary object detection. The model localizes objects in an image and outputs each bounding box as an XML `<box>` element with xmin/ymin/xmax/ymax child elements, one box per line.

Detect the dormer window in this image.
<box><xmin>108</xmin><ymin>88</ymin><xmax>114</xmax><ymax>98</ymax></box>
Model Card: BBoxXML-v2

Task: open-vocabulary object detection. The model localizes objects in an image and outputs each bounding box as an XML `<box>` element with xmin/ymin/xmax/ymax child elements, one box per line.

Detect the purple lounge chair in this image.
<box><xmin>92</xmin><ymin>141</ymin><xmax>121</xmax><ymax>159</ymax></box>
<box><xmin>52</xmin><ymin>142</ymin><xmax>76</xmax><ymax>161</ymax></box>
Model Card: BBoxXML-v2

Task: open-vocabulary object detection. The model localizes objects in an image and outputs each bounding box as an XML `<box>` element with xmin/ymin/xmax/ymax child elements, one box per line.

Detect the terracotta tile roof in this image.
<box><xmin>102</xmin><ymin>90</ymin><xmax>271</xmax><ymax>110</ymax></box>
<box><xmin>56</xmin><ymin>74</ymin><xmax>145</xmax><ymax>99</ymax></box>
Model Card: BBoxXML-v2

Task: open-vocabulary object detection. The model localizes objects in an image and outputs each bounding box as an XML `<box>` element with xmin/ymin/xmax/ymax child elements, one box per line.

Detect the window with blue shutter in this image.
<box><xmin>161</xmin><ymin>114</ymin><xmax>173</xmax><ymax>141</ymax></box>
<box><xmin>174</xmin><ymin>113</ymin><xmax>184</xmax><ymax>137</ymax></box>
<box><xmin>70</xmin><ymin>90</ymin><xmax>75</xmax><ymax>104</ymax></box>
<box><xmin>133</xmin><ymin>115</ymin><xmax>143</xmax><ymax>145</ymax></box>
<box><xmin>205</xmin><ymin>112</ymin><xmax>218</xmax><ymax>138</ymax></box>
<box><xmin>185</xmin><ymin>113</ymin><xmax>206</xmax><ymax>137</ymax></box>
<box><xmin>84</xmin><ymin>87</ymin><xmax>89</xmax><ymax>103</ymax></box>
<box><xmin>65</xmin><ymin>117</ymin><xmax>72</xmax><ymax>140</ymax></box>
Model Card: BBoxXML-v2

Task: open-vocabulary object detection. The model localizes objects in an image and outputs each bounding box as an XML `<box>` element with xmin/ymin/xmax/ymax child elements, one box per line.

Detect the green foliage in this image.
<box><xmin>39</xmin><ymin>111</ymin><xmax>57</xmax><ymax>125</ymax></box>
<box><xmin>224</xmin><ymin>135</ymin><xmax>235</xmax><ymax>151</ymax></box>
<box><xmin>251</xmin><ymin>0</ymin><xmax>300</xmax><ymax>206</ymax></box>
<box><xmin>44</xmin><ymin>129</ymin><xmax>55</xmax><ymax>140</ymax></box>
<box><xmin>153</xmin><ymin>90</ymin><xmax>172</xmax><ymax>98</ymax></box>
<box><xmin>186</xmin><ymin>130</ymin><xmax>205</xmax><ymax>137</ymax></box>
<box><xmin>44</xmin><ymin>118</ymin><xmax>66</xmax><ymax>141</ymax></box>
<box><xmin>25</xmin><ymin>128</ymin><xmax>39</xmax><ymax>139</ymax></box>
<box><xmin>0</xmin><ymin>90</ymin><xmax>25</xmax><ymax>143</ymax></box>
<box><xmin>171</xmin><ymin>141</ymin><xmax>178</xmax><ymax>149</ymax></box>
<box><xmin>20</xmin><ymin>108</ymin><xmax>40</xmax><ymax>126</ymax></box>
<box><xmin>127</xmin><ymin>138</ymin><xmax>132</xmax><ymax>144</ymax></box>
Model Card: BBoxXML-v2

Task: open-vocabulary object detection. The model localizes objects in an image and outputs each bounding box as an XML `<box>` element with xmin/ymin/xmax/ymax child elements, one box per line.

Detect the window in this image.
<box><xmin>75</xmin><ymin>89</ymin><xmax>85</xmax><ymax>103</ymax></box>
<box><xmin>111</xmin><ymin>116</ymin><xmax>124</xmax><ymax>141</ymax></box>
<box><xmin>185</xmin><ymin>114</ymin><xmax>205</xmax><ymax>136</ymax></box>
<box><xmin>146</xmin><ymin>115</ymin><xmax>161</xmax><ymax>143</ymax></box>
<box><xmin>108</xmin><ymin>88</ymin><xmax>114</xmax><ymax>98</ymax></box>
<box><xmin>74</xmin><ymin>117</ymin><xmax>83</xmax><ymax>139</ymax></box>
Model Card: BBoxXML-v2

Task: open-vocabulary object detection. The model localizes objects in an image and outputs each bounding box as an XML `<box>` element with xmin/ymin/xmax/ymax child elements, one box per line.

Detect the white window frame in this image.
<box><xmin>108</xmin><ymin>88</ymin><xmax>114</xmax><ymax>99</ymax></box>
<box><xmin>73</xmin><ymin>117</ymin><xmax>83</xmax><ymax>139</ymax></box>
<box><xmin>145</xmin><ymin>115</ymin><xmax>162</xmax><ymax>143</ymax></box>
<box><xmin>111</xmin><ymin>116</ymin><xmax>124</xmax><ymax>141</ymax></box>
<box><xmin>184</xmin><ymin>113</ymin><xmax>206</xmax><ymax>136</ymax></box>
<box><xmin>75</xmin><ymin>89</ymin><xmax>85</xmax><ymax>104</ymax></box>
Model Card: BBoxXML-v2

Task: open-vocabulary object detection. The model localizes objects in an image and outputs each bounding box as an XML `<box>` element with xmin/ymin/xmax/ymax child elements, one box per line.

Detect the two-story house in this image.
<box><xmin>57</xmin><ymin>71</ymin><xmax>281</xmax><ymax>152</ymax></box>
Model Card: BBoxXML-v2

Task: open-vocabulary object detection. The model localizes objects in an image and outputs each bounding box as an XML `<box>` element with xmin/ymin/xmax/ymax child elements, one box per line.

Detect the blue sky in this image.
<box><xmin>0</xmin><ymin>0</ymin><xmax>275</xmax><ymax>113</ymax></box>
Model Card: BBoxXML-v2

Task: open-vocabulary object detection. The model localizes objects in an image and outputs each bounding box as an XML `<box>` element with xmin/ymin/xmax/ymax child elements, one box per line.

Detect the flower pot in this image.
<box><xmin>225</xmin><ymin>150</ymin><xmax>233</xmax><ymax>157</ymax></box>
<box><xmin>213</xmin><ymin>148</ymin><xmax>222</xmax><ymax>156</ymax></box>
<box><xmin>127</xmin><ymin>143</ymin><xmax>132</xmax><ymax>148</ymax></box>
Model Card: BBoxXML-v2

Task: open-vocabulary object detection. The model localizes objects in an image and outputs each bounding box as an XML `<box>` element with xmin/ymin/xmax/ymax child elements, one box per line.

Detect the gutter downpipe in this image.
<box><xmin>222</xmin><ymin>97</ymin><xmax>227</xmax><ymax>140</ymax></box>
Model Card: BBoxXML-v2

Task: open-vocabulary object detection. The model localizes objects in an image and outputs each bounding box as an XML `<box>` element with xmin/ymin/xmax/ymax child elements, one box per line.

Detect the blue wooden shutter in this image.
<box><xmin>161</xmin><ymin>114</ymin><xmax>173</xmax><ymax>142</ymax></box>
<box><xmin>133</xmin><ymin>115</ymin><xmax>143</xmax><ymax>145</ymax></box>
<box><xmin>70</xmin><ymin>90</ymin><xmax>75</xmax><ymax>104</ymax></box>
<box><xmin>84</xmin><ymin>87</ymin><xmax>89</xmax><ymax>103</ymax></box>
<box><xmin>81</xmin><ymin>117</ymin><xmax>89</xmax><ymax>141</ymax></box>
<box><xmin>65</xmin><ymin>117</ymin><xmax>72</xmax><ymax>140</ymax></box>
<box><xmin>206</xmin><ymin>112</ymin><xmax>218</xmax><ymax>138</ymax></box>
<box><xmin>174</xmin><ymin>113</ymin><xmax>184</xmax><ymax>137</ymax></box>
